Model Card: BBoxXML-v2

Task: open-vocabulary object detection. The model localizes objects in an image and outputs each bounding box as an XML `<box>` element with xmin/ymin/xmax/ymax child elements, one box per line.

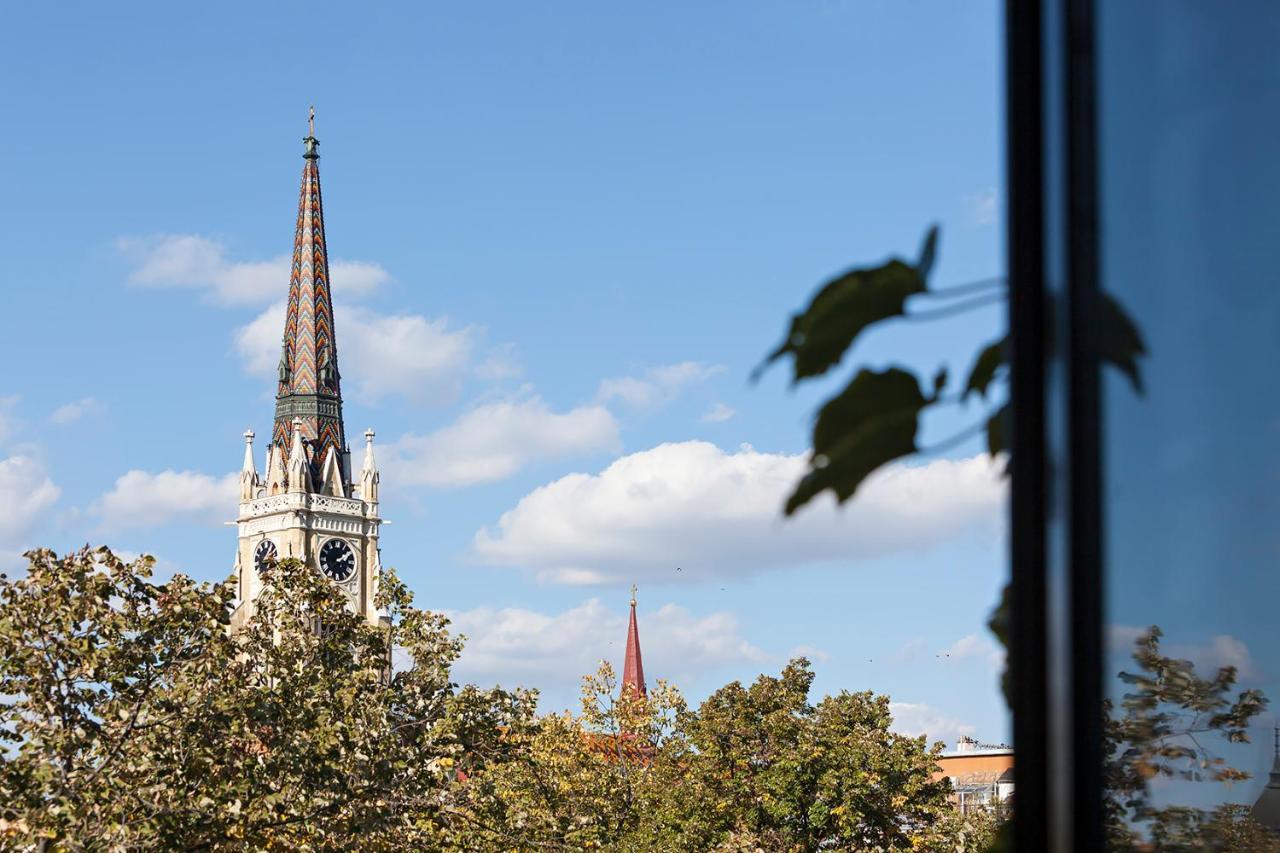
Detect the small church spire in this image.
<box><xmin>239</xmin><ymin>430</ymin><xmax>259</xmax><ymax>501</ymax></box>
<box><xmin>621</xmin><ymin>585</ymin><xmax>646</xmax><ymax>698</ymax></box>
<box><xmin>359</xmin><ymin>427</ymin><xmax>380</xmax><ymax>504</ymax></box>
<box><xmin>242</xmin><ymin>430</ymin><xmax>257</xmax><ymax>473</ymax></box>
<box><xmin>286</xmin><ymin>417</ymin><xmax>312</xmax><ymax>494</ymax></box>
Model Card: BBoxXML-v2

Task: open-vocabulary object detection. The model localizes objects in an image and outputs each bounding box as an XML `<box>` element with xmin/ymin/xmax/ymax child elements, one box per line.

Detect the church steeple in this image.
<box><xmin>232</xmin><ymin>114</ymin><xmax>385</xmax><ymax>632</ymax></box>
<box><xmin>272</xmin><ymin>107</ymin><xmax>347</xmax><ymax>487</ymax></box>
<box><xmin>622</xmin><ymin>585</ymin><xmax>647</xmax><ymax>698</ymax></box>
<box><xmin>1250</xmin><ymin>726</ymin><xmax>1280</xmax><ymax>831</ymax></box>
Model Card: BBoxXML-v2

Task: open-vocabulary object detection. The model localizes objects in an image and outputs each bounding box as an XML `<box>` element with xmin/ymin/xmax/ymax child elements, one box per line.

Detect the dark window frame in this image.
<box><xmin>1007</xmin><ymin>0</ymin><xmax>1105</xmax><ymax>848</ymax></box>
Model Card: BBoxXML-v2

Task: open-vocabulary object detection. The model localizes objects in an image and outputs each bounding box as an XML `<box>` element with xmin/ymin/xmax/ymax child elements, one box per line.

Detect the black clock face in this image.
<box><xmin>254</xmin><ymin>539</ymin><xmax>277</xmax><ymax>571</ymax></box>
<box><xmin>318</xmin><ymin>539</ymin><xmax>355</xmax><ymax>582</ymax></box>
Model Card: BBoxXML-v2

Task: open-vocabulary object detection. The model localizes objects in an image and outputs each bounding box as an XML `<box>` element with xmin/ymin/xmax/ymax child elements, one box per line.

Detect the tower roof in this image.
<box><xmin>272</xmin><ymin>107</ymin><xmax>347</xmax><ymax>485</ymax></box>
<box><xmin>622</xmin><ymin>585</ymin><xmax>646</xmax><ymax>698</ymax></box>
<box><xmin>1251</xmin><ymin>727</ymin><xmax>1280</xmax><ymax>830</ymax></box>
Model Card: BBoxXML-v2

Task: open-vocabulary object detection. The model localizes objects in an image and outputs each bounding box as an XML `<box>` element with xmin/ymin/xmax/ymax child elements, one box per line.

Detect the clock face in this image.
<box><xmin>318</xmin><ymin>538</ymin><xmax>356</xmax><ymax>582</ymax></box>
<box><xmin>254</xmin><ymin>539</ymin><xmax>277</xmax><ymax>571</ymax></box>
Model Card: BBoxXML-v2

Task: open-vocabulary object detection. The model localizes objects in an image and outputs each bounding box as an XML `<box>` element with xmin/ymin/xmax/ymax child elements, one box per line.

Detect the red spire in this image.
<box><xmin>622</xmin><ymin>585</ymin><xmax>646</xmax><ymax>698</ymax></box>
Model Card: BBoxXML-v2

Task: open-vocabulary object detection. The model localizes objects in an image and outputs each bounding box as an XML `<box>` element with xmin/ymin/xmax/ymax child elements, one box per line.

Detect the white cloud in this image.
<box><xmin>118</xmin><ymin>234</ymin><xmax>388</xmax><ymax>305</ymax></box>
<box><xmin>597</xmin><ymin>362</ymin><xmax>725</xmax><ymax>409</ymax></box>
<box><xmin>787</xmin><ymin>644</ymin><xmax>831</xmax><ymax>663</ymax></box>
<box><xmin>386</xmin><ymin>393</ymin><xmax>620</xmax><ymax>488</ymax></box>
<box><xmin>474</xmin><ymin>442</ymin><xmax>1004</xmax><ymax>585</ymax></box>
<box><xmin>0</xmin><ymin>455</ymin><xmax>60</xmax><ymax>549</ymax></box>
<box><xmin>95</xmin><ymin>469</ymin><xmax>239</xmax><ymax>531</ymax></box>
<box><xmin>446</xmin><ymin>597</ymin><xmax>767</xmax><ymax>708</ymax></box>
<box><xmin>967</xmin><ymin>188</ymin><xmax>999</xmax><ymax>226</ymax></box>
<box><xmin>50</xmin><ymin>397</ymin><xmax>102</xmax><ymax>425</ymax></box>
<box><xmin>234</xmin><ymin>301</ymin><xmax>476</xmax><ymax>405</ymax></box>
<box><xmin>474</xmin><ymin>343</ymin><xmax>524</xmax><ymax>381</ymax></box>
<box><xmin>1108</xmin><ymin>625</ymin><xmax>1259</xmax><ymax>680</ymax></box>
<box><xmin>700</xmin><ymin>402</ymin><xmax>736</xmax><ymax>424</ymax></box>
<box><xmin>889</xmin><ymin>701</ymin><xmax>977</xmax><ymax>748</ymax></box>
<box><xmin>942</xmin><ymin>632</ymin><xmax>1005</xmax><ymax>670</ymax></box>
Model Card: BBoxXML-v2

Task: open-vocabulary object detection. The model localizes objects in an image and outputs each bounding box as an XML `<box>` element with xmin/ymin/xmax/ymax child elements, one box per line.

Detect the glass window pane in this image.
<box><xmin>1097</xmin><ymin>4</ymin><xmax>1280</xmax><ymax>845</ymax></box>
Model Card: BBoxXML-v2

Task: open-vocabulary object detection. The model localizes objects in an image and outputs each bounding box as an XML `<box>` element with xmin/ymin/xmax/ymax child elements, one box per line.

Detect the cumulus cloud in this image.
<box><xmin>597</xmin><ymin>362</ymin><xmax>724</xmax><ymax>409</ymax></box>
<box><xmin>700</xmin><ymin>402</ymin><xmax>736</xmax><ymax>424</ymax></box>
<box><xmin>787</xmin><ymin>644</ymin><xmax>831</xmax><ymax>663</ymax></box>
<box><xmin>50</xmin><ymin>397</ymin><xmax>102</xmax><ymax>425</ymax></box>
<box><xmin>445</xmin><ymin>597</ymin><xmax>767</xmax><ymax>708</ymax></box>
<box><xmin>942</xmin><ymin>632</ymin><xmax>1006</xmax><ymax>670</ymax></box>
<box><xmin>95</xmin><ymin>469</ymin><xmax>239</xmax><ymax>531</ymax></box>
<box><xmin>1108</xmin><ymin>625</ymin><xmax>1259</xmax><ymax>680</ymax></box>
<box><xmin>889</xmin><ymin>701</ymin><xmax>977</xmax><ymax>748</ymax></box>
<box><xmin>234</xmin><ymin>301</ymin><xmax>476</xmax><ymax>406</ymax></box>
<box><xmin>386</xmin><ymin>393</ymin><xmax>620</xmax><ymax>488</ymax></box>
<box><xmin>0</xmin><ymin>455</ymin><xmax>60</xmax><ymax>549</ymax></box>
<box><xmin>474</xmin><ymin>442</ymin><xmax>1004</xmax><ymax>585</ymax></box>
<box><xmin>118</xmin><ymin>234</ymin><xmax>388</xmax><ymax>305</ymax></box>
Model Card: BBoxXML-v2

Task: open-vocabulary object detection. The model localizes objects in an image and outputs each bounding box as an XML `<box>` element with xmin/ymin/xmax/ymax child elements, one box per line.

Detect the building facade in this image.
<box><xmin>932</xmin><ymin>737</ymin><xmax>1014</xmax><ymax>817</ymax></box>
<box><xmin>231</xmin><ymin>113</ymin><xmax>384</xmax><ymax>630</ymax></box>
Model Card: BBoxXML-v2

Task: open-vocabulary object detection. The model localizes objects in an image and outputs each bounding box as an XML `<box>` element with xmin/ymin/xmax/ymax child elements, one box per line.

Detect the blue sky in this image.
<box><xmin>0</xmin><ymin>2</ymin><xmax>1007</xmax><ymax>743</ymax></box>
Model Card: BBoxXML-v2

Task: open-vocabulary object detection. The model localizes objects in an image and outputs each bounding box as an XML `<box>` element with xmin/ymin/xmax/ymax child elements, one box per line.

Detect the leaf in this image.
<box><xmin>986</xmin><ymin>402</ymin><xmax>1009</xmax><ymax>458</ymax></box>
<box><xmin>1100</xmin><ymin>292</ymin><xmax>1147</xmax><ymax>393</ymax></box>
<box><xmin>785</xmin><ymin>367</ymin><xmax>932</xmax><ymax>515</ymax></box>
<box><xmin>755</xmin><ymin>227</ymin><xmax>939</xmax><ymax>385</ymax></box>
<box><xmin>964</xmin><ymin>336</ymin><xmax>1006</xmax><ymax>399</ymax></box>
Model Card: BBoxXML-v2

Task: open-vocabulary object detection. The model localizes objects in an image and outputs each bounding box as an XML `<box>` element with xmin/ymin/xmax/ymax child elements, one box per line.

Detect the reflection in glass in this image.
<box><xmin>1097</xmin><ymin>4</ymin><xmax>1280</xmax><ymax>846</ymax></box>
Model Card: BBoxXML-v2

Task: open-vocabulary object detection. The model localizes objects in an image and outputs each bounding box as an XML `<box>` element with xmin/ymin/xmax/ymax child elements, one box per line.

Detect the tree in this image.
<box><xmin>0</xmin><ymin>546</ymin><xmax>1000</xmax><ymax>850</ymax></box>
<box><xmin>1105</xmin><ymin>627</ymin><xmax>1269</xmax><ymax>850</ymax></box>
<box><xmin>446</xmin><ymin>661</ymin><xmax>687</xmax><ymax>851</ymax></box>
<box><xmin>0</xmin><ymin>547</ymin><xmax>534</xmax><ymax>850</ymax></box>
<box><xmin>447</xmin><ymin>658</ymin><xmax>995</xmax><ymax>852</ymax></box>
<box><xmin>662</xmin><ymin>659</ymin><xmax>960</xmax><ymax>851</ymax></box>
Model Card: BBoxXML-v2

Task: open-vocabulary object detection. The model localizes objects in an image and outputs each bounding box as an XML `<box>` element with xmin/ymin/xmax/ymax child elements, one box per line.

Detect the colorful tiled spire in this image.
<box><xmin>622</xmin><ymin>585</ymin><xmax>647</xmax><ymax>698</ymax></box>
<box><xmin>272</xmin><ymin>107</ymin><xmax>347</xmax><ymax>486</ymax></box>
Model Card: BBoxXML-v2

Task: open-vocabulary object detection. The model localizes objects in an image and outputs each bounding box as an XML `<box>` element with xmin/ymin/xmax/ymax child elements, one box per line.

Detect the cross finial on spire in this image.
<box><xmin>631</xmin><ymin>584</ymin><xmax>637</xmax><ymax>606</ymax></box>
<box><xmin>303</xmin><ymin>107</ymin><xmax>320</xmax><ymax>159</ymax></box>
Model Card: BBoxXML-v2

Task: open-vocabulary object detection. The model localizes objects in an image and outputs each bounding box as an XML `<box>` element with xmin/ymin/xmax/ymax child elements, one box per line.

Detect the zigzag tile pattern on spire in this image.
<box><xmin>271</xmin><ymin>127</ymin><xmax>347</xmax><ymax>486</ymax></box>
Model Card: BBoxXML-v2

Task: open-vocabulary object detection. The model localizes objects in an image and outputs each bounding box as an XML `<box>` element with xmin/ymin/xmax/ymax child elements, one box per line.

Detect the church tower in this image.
<box><xmin>232</xmin><ymin>110</ymin><xmax>384</xmax><ymax>629</ymax></box>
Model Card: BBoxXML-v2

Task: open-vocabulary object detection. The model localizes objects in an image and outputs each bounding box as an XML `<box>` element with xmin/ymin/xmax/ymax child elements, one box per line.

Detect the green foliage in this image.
<box><xmin>0</xmin><ymin>548</ymin><xmax>997</xmax><ymax>850</ymax></box>
<box><xmin>1104</xmin><ymin>627</ymin><xmax>1269</xmax><ymax>849</ymax></box>
<box><xmin>667</xmin><ymin>659</ymin><xmax>956</xmax><ymax>851</ymax></box>
<box><xmin>787</xmin><ymin>367</ymin><xmax>935</xmax><ymax>514</ymax></box>
<box><xmin>0</xmin><ymin>547</ymin><xmax>533</xmax><ymax>849</ymax></box>
<box><xmin>759</xmin><ymin>225</ymin><xmax>1146</xmax><ymax>515</ymax></box>
<box><xmin>757</xmin><ymin>227</ymin><xmax>937</xmax><ymax>384</ymax></box>
<box><xmin>453</xmin><ymin>657</ymin><xmax>993</xmax><ymax>852</ymax></box>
